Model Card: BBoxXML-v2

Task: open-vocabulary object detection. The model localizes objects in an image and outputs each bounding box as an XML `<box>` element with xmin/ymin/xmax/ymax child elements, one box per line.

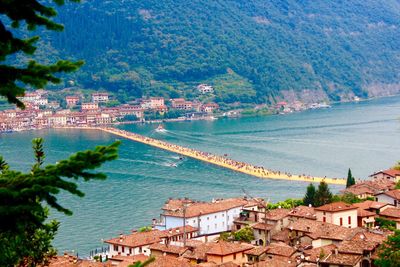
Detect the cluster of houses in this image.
<box><xmin>45</xmin><ymin>167</ymin><xmax>400</xmax><ymax>267</ymax></box>
<box><xmin>0</xmin><ymin>88</ymin><xmax>220</xmax><ymax>132</ymax></box>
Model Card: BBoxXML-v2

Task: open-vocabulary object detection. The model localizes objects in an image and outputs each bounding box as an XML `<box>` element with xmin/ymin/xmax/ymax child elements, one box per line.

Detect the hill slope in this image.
<box><xmin>27</xmin><ymin>0</ymin><xmax>400</xmax><ymax>103</ymax></box>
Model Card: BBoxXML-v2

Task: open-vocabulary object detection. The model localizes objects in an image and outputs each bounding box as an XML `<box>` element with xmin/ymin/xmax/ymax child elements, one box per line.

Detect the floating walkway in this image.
<box><xmin>60</xmin><ymin>126</ymin><xmax>346</xmax><ymax>185</ymax></box>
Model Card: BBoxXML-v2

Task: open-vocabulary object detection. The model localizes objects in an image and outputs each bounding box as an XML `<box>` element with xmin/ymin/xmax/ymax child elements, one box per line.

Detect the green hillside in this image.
<box><xmin>17</xmin><ymin>0</ymin><xmax>400</xmax><ymax>103</ymax></box>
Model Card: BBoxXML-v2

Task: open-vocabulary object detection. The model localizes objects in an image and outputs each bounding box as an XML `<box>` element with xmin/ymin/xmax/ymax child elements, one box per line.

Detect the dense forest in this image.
<box><xmin>13</xmin><ymin>0</ymin><xmax>400</xmax><ymax>103</ymax></box>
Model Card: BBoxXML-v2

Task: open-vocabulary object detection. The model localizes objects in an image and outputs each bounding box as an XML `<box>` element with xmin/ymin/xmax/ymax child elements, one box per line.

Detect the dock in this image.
<box><xmin>60</xmin><ymin>126</ymin><xmax>346</xmax><ymax>185</ymax></box>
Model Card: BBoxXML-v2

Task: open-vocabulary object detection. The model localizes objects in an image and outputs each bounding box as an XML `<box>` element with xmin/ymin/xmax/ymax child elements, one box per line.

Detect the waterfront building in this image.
<box><xmin>200</xmin><ymin>103</ymin><xmax>219</xmax><ymax>113</ymax></box>
<box><xmin>170</xmin><ymin>98</ymin><xmax>193</xmax><ymax>110</ymax></box>
<box><xmin>153</xmin><ymin>197</ymin><xmax>258</xmax><ymax>236</ymax></box>
<box><xmin>149</xmin><ymin>97</ymin><xmax>165</xmax><ymax>109</ymax></box>
<box><xmin>92</xmin><ymin>92</ymin><xmax>109</xmax><ymax>103</ymax></box>
<box><xmin>315</xmin><ymin>202</ymin><xmax>358</xmax><ymax>228</ymax></box>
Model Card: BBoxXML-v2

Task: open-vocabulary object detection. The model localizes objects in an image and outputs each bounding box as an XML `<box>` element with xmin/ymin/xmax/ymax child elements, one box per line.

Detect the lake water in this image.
<box><xmin>0</xmin><ymin>96</ymin><xmax>399</xmax><ymax>255</ymax></box>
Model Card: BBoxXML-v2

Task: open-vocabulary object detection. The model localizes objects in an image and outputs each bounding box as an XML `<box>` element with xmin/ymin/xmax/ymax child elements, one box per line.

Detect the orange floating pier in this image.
<box><xmin>59</xmin><ymin>126</ymin><xmax>346</xmax><ymax>185</ymax></box>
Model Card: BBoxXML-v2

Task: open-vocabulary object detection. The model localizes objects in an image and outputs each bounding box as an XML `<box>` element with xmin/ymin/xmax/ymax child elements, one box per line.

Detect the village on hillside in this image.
<box><xmin>47</xmin><ymin>168</ymin><xmax>400</xmax><ymax>267</ymax></box>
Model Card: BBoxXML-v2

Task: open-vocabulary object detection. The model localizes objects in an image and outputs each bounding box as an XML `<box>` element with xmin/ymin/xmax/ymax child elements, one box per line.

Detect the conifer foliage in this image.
<box><xmin>314</xmin><ymin>181</ymin><xmax>333</xmax><ymax>207</ymax></box>
<box><xmin>0</xmin><ymin>0</ymin><xmax>83</xmax><ymax>108</ymax></box>
<box><xmin>0</xmin><ymin>138</ymin><xmax>120</xmax><ymax>266</ymax></box>
<box><xmin>303</xmin><ymin>183</ymin><xmax>316</xmax><ymax>207</ymax></box>
<box><xmin>346</xmin><ymin>168</ymin><xmax>356</xmax><ymax>188</ymax></box>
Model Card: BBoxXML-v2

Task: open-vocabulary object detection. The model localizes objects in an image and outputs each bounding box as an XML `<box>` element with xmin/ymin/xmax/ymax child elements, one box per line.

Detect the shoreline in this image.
<box><xmin>56</xmin><ymin>126</ymin><xmax>346</xmax><ymax>185</ymax></box>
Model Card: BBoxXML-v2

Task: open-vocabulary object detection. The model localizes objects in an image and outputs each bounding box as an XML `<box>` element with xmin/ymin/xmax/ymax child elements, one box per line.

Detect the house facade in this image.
<box><xmin>315</xmin><ymin>202</ymin><xmax>358</xmax><ymax>228</ymax></box>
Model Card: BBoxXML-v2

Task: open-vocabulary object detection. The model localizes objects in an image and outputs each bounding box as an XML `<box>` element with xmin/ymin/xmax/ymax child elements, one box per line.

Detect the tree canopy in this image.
<box><xmin>346</xmin><ymin>168</ymin><xmax>356</xmax><ymax>188</ymax></box>
<box><xmin>0</xmin><ymin>138</ymin><xmax>119</xmax><ymax>266</ymax></box>
<box><xmin>375</xmin><ymin>230</ymin><xmax>400</xmax><ymax>267</ymax></box>
<box><xmin>314</xmin><ymin>181</ymin><xmax>333</xmax><ymax>207</ymax></box>
<box><xmin>0</xmin><ymin>0</ymin><xmax>83</xmax><ymax>108</ymax></box>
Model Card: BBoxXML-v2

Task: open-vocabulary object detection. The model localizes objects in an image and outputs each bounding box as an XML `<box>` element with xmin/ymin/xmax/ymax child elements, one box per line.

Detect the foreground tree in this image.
<box><xmin>303</xmin><ymin>183</ymin><xmax>316</xmax><ymax>206</ymax></box>
<box><xmin>375</xmin><ymin>230</ymin><xmax>400</xmax><ymax>267</ymax></box>
<box><xmin>346</xmin><ymin>168</ymin><xmax>355</xmax><ymax>188</ymax></box>
<box><xmin>0</xmin><ymin>138</ymin><xmax>120</xmax><ymax>266</ymax></box>
<box><xmin>314</xmin><ymin>181</ymin><xmax>333</xmax><ymax>207</ymax></box>
<box><xmin>0</xmin><ymin>0</ymin><xmax>83</xmax><ymax>108</ymax></box>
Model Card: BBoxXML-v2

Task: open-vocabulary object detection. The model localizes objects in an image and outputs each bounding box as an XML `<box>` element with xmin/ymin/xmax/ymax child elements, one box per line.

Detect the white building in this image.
<box><xmin>92</xmin><ymin>92</ymin><xmax>109</xmax><ymax>103</ymax></box>
<box><xmin>197</xmin><ymin>84</ymin><xmax>214</xmax><ymax>94</ymax></box>
<box><xmin>153</xmin><ymin>197</ymin><xmax>258</xmax><ymax>235</ymax></box>
<box><xmin>375</xmin><ymin>189</ymin><xmax>400</xmax><ymax>208</ymax></box>
<box><xmin>105</xmin><ymin>226</ymin><xmax>198</xmax><ymax>257</ymax></box>
<box><xmin>314</xmin><ymin>202</ymin><xmax>358</xmax><ymax>228</ymax></box>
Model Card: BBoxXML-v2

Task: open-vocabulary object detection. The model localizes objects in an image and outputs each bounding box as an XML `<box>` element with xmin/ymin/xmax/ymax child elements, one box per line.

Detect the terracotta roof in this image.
<box><xmin>361</xmin><ymin>230</ymin><xmax>393</xmax><ymax>243</ymax></box>
<box><xmin>109</xmin><ymin>254</ymin><xmax>149</xmax><ymax>267</ymax></box>
<box><xmin>314</xmin><ymin>202</ymin><xmax>357</xmax><ymax>212</ymax></box>
<box><xmin>353</xmin><ymin>200</ymin><xmax>389</xmax><ymax>210</ymax></box>
<box><xmin>370</xmin><ymin>169</ymin><xmax>400</xmax><ymax>178</ymax></box>
<box><xmin>321</xmin><ymin>253</ymin><xmax>362</xmax><ymax>266</ymax></box>
<box><xmin>182</xmin><ymin>242</ymin><xmax>216</xmax><ymax>261</ymax></box>
<box><xmin>303</xmin><ymin>244</ymin><xmax>337</xmax><ymax>263</ymax></box>
<box><xmin>149</xmin><ymin>243</ymin><xmax>188</xmax><ymax>255</ymax></box>
<box><xmin>288</xmin><ymin>218</ymin><xmax>359</xmax><ymax>241</ymax></box>
<box><xmin>379</xmin><ymin>207</ymin><xmax>400</xmax><ymax>219</ymax></box>
<box><xmin>251</xmin><ymin>222</ymin><xmax>274</xmax><ymax>231</ymax></box>
<box><xmin>271</xmin><ymin>228</ymin><xmax>290</xmax><ymax>243</ymax></box>
<box><xmin>265</xmin><ymin>242</ymin><xmax>295</xmax><ymax>257</ymax></box>
<box><xmin>264</xmin><ymin>208</ymin><xmax>290</xmax><ymax>221</ymax></box>
<box><xmin>104</xmin><ymin>230</ymin><xmax>165</xmax><ymax>247</ymax></box>
<box><xmin>288</xmin><ymin>205</ymin><xmax>316</xmax><ymax>220</ymax></box>
<box><xmin>357</xmin><ymin>208</ymin><xmax>376</xmax><ymax>217</ymax></box>
<box><xmin>162</xmin><ymin>225</ymin><xmax>198</xmax><ymax>237</ymax></box>
<box><xmin>250</xmin><ymin>257</ymin><xmax>297</xmax><ymax>267</ymax></box>
<box><xmin>162</xmin><ymin>198</ymin><xmax>250</xmax><ymax>217</ymax></box>
<box><xmin>342</xmin><ymin>185</ymin><xmax>374</xmax><ymax>196</ymax></box>
<box><xmin>344</xmin><ymin>180</ymin><xmax>395</xmax><ymax>195</ymax></box>
<box><xmin>147</xmin><ymin>255</ymin><xmax>191</xmax><ymax>267</ymax></box>
<box><xmin>46</xmin><ymin>255</ymin><xmax>112</xmax><ymax>267</ymax></box>
<box><xmin>379</xmin><ymin>189</ymin><xmax>400</xmax><ymax>200</ymax></box>
<box><xmin>244</xmin><ymin>246</ymin><xmax>268</xmax><ymax>256</ymax></box>
<box><xmin>206</xmin><ymin>241</ymin><xmax>253</xmax><ymax>256</ymax></box>
<box><xmin>337</xmin><ymin>240</ymin><xmax>379</xmax><ymax>254</ymax></box>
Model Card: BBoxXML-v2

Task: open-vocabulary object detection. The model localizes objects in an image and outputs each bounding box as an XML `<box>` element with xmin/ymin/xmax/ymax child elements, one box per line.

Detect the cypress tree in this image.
<box><xmin>346</xmin><ymin>168</ymin><xmax>355</xmax><ymax>188</ymax></box>
<box><xmin>303</xmin><ymin>183</ymin><xmax>316</xmax><ymax>206</ymax></box>
<box><xmin>314</xmin><ymin>181</ymin><xmax>333</xmax><ymax>207</ymax></box>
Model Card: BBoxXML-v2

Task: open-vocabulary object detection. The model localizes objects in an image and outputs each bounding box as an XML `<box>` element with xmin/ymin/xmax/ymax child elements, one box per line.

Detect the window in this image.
<box><xmin>193</xmin><ymin>220</ymin><xmax>196</xmax><ymax>223</ymax></box>
<box><xmin>207</xmin><ymin>217</ymin><xmax>209</xmax><ymax>220</ymax></box>
<box><xmin>348</xmin><ymin>216</ymin><xmax>351</xmax><ymax>225</ymax></box>
<box><xmin>323</xmin><ymin>212</ymin><xmax>326</xmax><ymax>215</ymax></box>
<box><xmin>114</xmin><ymin>245</ymin><xmax>118</xmax><ymax>251</ymax></box>
<box><xmin>129</xmin><ymin>248</ymin><xmax>132</xmax><ymax>254</ymax></box>
<box><xmin>233</xmin><ymin>254</ymin><xmax>236</xmax><ymax>260</ymax></box>
<box><xmin>340</xmin><ymin>217</ymin><xmax>343</xmax><ymax>226</ymax></box>
<box><xmin>323</xmin><ymin>217</ymin><xmax>326</xmax><ymax>222</ymax></box>
<box><xmin>222</xmin><ymin>213</ymin><xmax>225</xmax><ymax>217</ymax></box>
<box><xmin>207</xmin><ymin>225</ymin><xmax>210</xmax><ymax>231</ymax></box>
<box><xmin>215</xmin><ymin>223</ymin><xmax>217</xmax><ymax>229</ymax></box>
<box><xmin>215</xmin><ymin>215</ymin><xmax>217</xmax><ymax>219</ymax></box>
<box><xmin>259</xmin><ymin>230</ymin><xmax>261</xmax><ymax>235</ymax></box>
<box><xmin>122</xmin><ymin>246</ymin><xmax>124</xmax><ymax>253</ymax></box>
<box><xmin>139</xmin><ymin>247</ymin><xmax>142</xmax><ymax>253</ymax></box>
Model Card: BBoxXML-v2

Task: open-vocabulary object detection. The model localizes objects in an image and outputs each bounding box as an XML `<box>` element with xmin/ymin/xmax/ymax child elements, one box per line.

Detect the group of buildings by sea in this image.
<box><xmin>47</xmin><ymin>168</ymin><xmax>400</xmax><ymax>267</ymax></box>
<box><xmin>0</xmin><ymin>88</ymin><xmax>221</xmax><ymax>132</ymax></box>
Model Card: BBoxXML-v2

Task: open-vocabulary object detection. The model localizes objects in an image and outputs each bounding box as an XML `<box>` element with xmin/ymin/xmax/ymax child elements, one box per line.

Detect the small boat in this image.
<box><xmin>170</xmin><ymin>163</ymin><xmax>178</xmax><ymax>167</ymax></box>
<box><xmin>155</xmin><ymin>125</ymin><xmax>166</xmax><ymax>132</ymax></box>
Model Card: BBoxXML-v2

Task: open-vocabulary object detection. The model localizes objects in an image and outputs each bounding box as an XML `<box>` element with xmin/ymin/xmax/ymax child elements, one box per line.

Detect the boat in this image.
<box><xmin>170</xmin><ymin>163</ymin><xmax>178</xmax><ymax>167</ymax></box>
<box><xmin>155</xmin><ymin>124</ymin><xmax>166</xmax><ymax>132</ymax></box>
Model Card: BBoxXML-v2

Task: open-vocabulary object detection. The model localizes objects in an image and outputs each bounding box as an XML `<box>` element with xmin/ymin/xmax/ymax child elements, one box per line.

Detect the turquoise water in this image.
<box><xmin>0</xmin><ymin>96</ymin><xmax>399</xmax><ymax>255</ymax></box>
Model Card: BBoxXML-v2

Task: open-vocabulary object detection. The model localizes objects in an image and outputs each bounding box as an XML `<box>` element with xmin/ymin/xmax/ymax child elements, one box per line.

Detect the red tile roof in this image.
<box><xmin>104</xmin><ymin>230</ymin><xmax>165</xmax><ymax>248</ymax></box>
<box><xmin>265</xmin><ymin>242</ymin><xmax>295</xmax><ymax>257</ymax></box>
<box><xmin>379</xmin><ymin>189</ymin><xmax>400</xmax><ymax>200</ymax></box>
<box><xmin>251</xmin><ymin>222</ymin><xmax>274</xmax><ymax>231</ymax></box>
<box><xmin>357</xmin><ymin>208</ymin><xmax>376</xmax><ymax>218</ymax></box>
<box><xmin>322</xmin><ymin>253</ymin><xmax>362</xmax><ymax>266</ymax></box>
<box><xmin>353</xmin><ymin>200</ymin><xmax>389</xmax><ymax>211</ymax></box>
<box><xmin>370</xmin><ymin>169</ymin><xmax>400</xmax><ymax>178</ymax></box>
<box><xmin>162</xmin><ymin>198</ymin><xmax>251</xmax><ymax>218</ymax></box>
<box><xmin>288</xmin><ymin>205</ymin><xmax>316</xmax><ymax>220</ymax></box>
<box><xmin>303</xmin><ymin>244</ymin><xmax>337</xmax><ymax>263</ymax></box>
<box><xmin>149</xmin><ymin>243</ymin><xmax>188</xmax><ymax>255</ymax></box>
<box><xmin>314</xmin><ymin>202</ymin><xmax>357</xmax><ymax>212</ymax></box>
<box><xmin>206</xmin><ymin>241</ymin><xmax>253</xmax><ymax>256</ymax></box>
<box><xmin>379</xmin><ymin>207</ymin><xmax>400</xmax><ymax>219</ymax></box>
<box><xmin>148</xmin><ymin>255</ymin><xmax>191</xmax><ymax>267</ymax></box>
<box><xmin>264</xmin><ymin>208</ymin><xmax>290</xmax><ymax>221</ymax></box>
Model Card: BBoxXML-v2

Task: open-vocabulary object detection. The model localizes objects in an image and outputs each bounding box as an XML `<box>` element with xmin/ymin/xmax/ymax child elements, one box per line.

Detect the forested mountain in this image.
<box><xmin>19</xmin><ymin>0</ymin><xmax>400</xmax><ymax>103</ymax></box>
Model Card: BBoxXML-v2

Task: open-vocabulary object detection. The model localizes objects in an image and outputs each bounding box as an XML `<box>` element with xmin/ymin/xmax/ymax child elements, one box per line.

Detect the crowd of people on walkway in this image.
<box><xmin>100</xmin><ymin>126</ymin><xmax>346</xmax><ymax>185</ymax></box>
